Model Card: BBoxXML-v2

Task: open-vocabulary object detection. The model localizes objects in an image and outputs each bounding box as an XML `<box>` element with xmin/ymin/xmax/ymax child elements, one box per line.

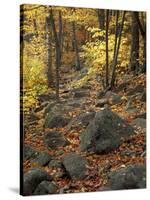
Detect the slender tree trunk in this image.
<box><xmin>58</xmin><ymin>10</ymin><xmax>62</xmax><ymax>57</ymax></box>
<box><xmin>130</xmin><ymin>12</ymin><xmax>139</xmax><ymax>72</ymax></box>
<box><xmin>111</xmin><ymin>11</ymin><xmax>126</xmax><ymax>88</ymax></box>
<box><xmin>46</xmin><ymin>15</ymin><xmax>53</xmax><ymax>88</ymax></box>
<box><xmin>113</xmin><ymin>11</ymin><xmax>119</xmax><ymax>61</ymax></box>
<box><xmin>105</xmin><ymin>10</ymin><xmax>109</xmax><ymax>88</ymax></box>
<box><xmin>134</xmin><ymin>12</ymin><xmax>146</xmax><ymax>72</ymax></box>
<box><xmin>97</xmin><ymin>9</ymin><xmax>105</xmax><ymax>29</ymax></box>
<box><xmin>72</xmin><ymin>20</ymin><xmax>81</xmax><ymax>70</ymax></box>
<box><xmin>50</xmin><ymin>9</ymin><xmax>61</xmax><ymax>101</ymax></box>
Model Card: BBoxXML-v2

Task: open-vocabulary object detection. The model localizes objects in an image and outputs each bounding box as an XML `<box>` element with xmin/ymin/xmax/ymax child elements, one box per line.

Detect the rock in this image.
<box><xmin>33</xmin><ymin>181</ymin><xmax>58</xmax><ymax>195</ymax></box>
<box><xmin>23</xmin><ymin>168</ymin><xmax>52</xmax><ymax>195</ymax></box>
<box><xmin>73</xmin><ymin>90</ymin><xmax>89</xmax><ymax>98</ymax></box>
<box><xmin>67</xmin><ymin>112</ymin><xmax>95</xmax><ymax>130</ymax></box>
<box><xmin>131</xmin><ymin>118</ymin><xmax>146</xmax><ymax>129</ymax></box>
<box><xmin>62</xmin><ymin>153</ymin><xmax>87</xmax><ymax>180</ymax></box>
<box><xmin>44</xmin><ymin>131</ymin><xmax>69</xmax><ymax>150</ymax></box>
<box><xmin>48</xmin><ymin>160</ymin><xmax>62</xmax><ymax>168</ymax></box>
<box><xmin>44</xmin><ymin>112</ymin><xmax>70</xmax><ymax>128</ymax></box>
<box><xmin>127</xmin><ymin>85</ymin><xmax>144</xmax><ymax>96</ymax></box>
<box><xmin>24</xmin><ymin>145</ymin><xmax>39</xmax><ymax>161</ymax></box>
<box><xmin>31</xmin><ymin>152</ymin><xmax>52</xmax><ymax>167</ymax></box>
<box><xmin>96</xmin><ymin>99</ymin><xmax>108</xmax><ymax>107</ymax></box>
<box><xmin>80</xmin><ymin>109</ymin><xmax>134</xmax><ymax>153</ymax></box>
<box><xmin>107</xmin><ymin>165</ymin><xmax>146</xmax><ymax>190</ymax></box>
<box><xmin>105</xmin><ymin>91</ymin><xmax>121</xmax><ymax>105</ymax></box>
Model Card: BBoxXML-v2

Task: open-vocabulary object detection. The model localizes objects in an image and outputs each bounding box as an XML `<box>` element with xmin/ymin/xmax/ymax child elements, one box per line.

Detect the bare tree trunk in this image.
<box><xmin>113</xmin><ymin>11</ymin><xmax>119</xmax><ymax>60</ymax></box>
<box><xmin>105</xmin><ymin>10</ymin><xmax>109</xmax><ymax>88</ymax></box>
<box><xmin>46</xmin><ymin>15</ymin><xmax>53</xmax><ymax>88</ymax></box>
<box><xmin>134</xmin><ymin>12</ymin><xmax>146</xmax><ymax>73</ymax></box>
<box><xmin>72</xmin><ymin>20</ymin><xmax>81</xmax><ymax>70</ymax></box>
<box><xmin>111</xmin><ymin>11</ymin><xmax>126</xmax><ymax>88</ymax></box>
<box><xmin>130</xmin><ymin>12</ymin><xmax>139</xmax><ymax>72</ymax></box>
<box><xmin>50</xmin><ymin>9</ymin><xmax>61</xmax><ymax>101</ymax></box>
<box><xmin>97</xmin><ymin>9</ymin><xmax>105</xmax><ymax>29</ymax></box>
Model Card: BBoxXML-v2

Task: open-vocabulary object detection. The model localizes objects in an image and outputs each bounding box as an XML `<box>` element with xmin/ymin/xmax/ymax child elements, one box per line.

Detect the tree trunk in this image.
<box><xmin>105</xmin><ymin>10</ymin><xmax>109</xmax><ymax>88</ymax></box>
<box><xmin>130</xmin><ymin>12</ymin><xmax>139</xmax><ymax>72</ymax></box>
<box><xmin>46</xmin><ymin>15</ymin><xmax>53</xmax><ymax>88</ymax></box>
<box><xmin>50</xmin><ymin>9</ymin><xmax>61</xmax><ymax>101</ymax></box>
<box><xmin>97</xmin><ymin>9</ymin><xmax>105</xmax><ymax>30</ymax></box>
<box><xmin>72</xmin><ymin>21</ymin><xmax>81</xmax><ymax>70</ymax></box>
<box><xmin>111</xmin><ymin>11</ymin><xmax>126</xmax><ymax>88</ymax></box>
<box><xmin>134</xmin><ymin>12</ymin><xmax>146</xmax><ymax>72</ymax></box>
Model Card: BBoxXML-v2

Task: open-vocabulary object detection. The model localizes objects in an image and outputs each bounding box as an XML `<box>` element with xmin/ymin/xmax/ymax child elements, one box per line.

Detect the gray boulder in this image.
<box><xmin>62</xmin><ymin>153</ymin><xmax>87</xmax><ymax>179</ymax></box>
<box><xmin>31</xmin><ymin>152</ymin><xmax>52</xmax><ymax>167</ymax></box>
<box><xmin>80</xmin><ymin>109</ymin><xmax>134</xmax><ymax>153</ymax></box>
<box><xmin>48</xmin><ymin>159</ymin><xmax>62</xmax><ymax>168</ymax></box>
<box><xmin>44</xmin><ymin>131</ymin><xmax>69</xmax><ymax>150</ymax></box>
<box><xmin>107</xmin><ymin>165</ymin><xmax>146</xmax><ymax>190</ymax></box>
<box><xmin>67</xmin><ymin>112</ymin><xmax>95</xmax><ymax>130</ymax></box>
<box><xmin>23</xmin><ymin>168</ymin><xmax>52</xmax><ymax>195</ymax></box>
<box><xmin>33</xmin><ymin>181</ymin><xmax>58</xmax><ymax>195</ymax></box>
<box><xmin>24</xmin><ymin>145</ymin><xmax>39</xmax><ymax>161</ymax></box>
<box><xmin>44</xmin><ymin>112</ymin><xmax>70</xmax><ymax>128</ymax></box>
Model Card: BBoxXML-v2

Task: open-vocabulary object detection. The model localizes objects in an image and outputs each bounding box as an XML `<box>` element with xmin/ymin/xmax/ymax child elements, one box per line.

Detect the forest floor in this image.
<box><xmin>23</xmin><ymin>65</ymin><xmax>146</xmax><ymax>194</ymax></box>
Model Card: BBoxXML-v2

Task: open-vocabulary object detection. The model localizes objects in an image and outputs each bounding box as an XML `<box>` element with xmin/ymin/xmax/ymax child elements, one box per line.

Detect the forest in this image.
<box><xmin>20</xmin><ymin>4</ymin><xmax>146</xmax><ymax>195</ymax></box>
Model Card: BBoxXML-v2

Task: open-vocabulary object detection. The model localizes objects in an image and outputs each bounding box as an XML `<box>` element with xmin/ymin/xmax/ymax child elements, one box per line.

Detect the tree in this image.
<box><xmin>105</xmin><ymin>10</ymin><xmax>109</xmax><ymax>88</ymax></box>
<box><xmin>134</xmin><ymin>12</ymin><xmax>146</xmax><ymax>72</ymax></box>
<box><xmin>72</xmin><ymin>11</ymin><xmax>81</xmax><ymax>70</ymax></box>
<box><xmin>46</xmin><ymin>14</ymin><xmax>53</xmax><ymax>88</ymax></box>
<box><xmin>130</xmin><ymin>12</ymin><xmax>139</xmax><ymax>72</ymax></box>
<box><xmin>50</xmin><ymin>9</ymin><xmax>61</xmax><ymax>101</ymax></box>
<box><xmin>111</xmin><ymin>11</ymin><xmax>126</xmax><ymax>88</ymax></box>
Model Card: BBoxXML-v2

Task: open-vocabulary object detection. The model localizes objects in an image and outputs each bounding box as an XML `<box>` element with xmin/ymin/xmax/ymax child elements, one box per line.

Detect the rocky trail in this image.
<box><xmin>23</xmin><ymin>67</ymin><xmax>146</xmax><ymax>195</ymax></box>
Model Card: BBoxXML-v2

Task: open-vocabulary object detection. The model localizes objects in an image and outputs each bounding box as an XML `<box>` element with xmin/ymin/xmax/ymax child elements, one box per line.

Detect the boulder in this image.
<box><xmin>44</xmin><ymin>131</ymin><xmax>69</xmax><ymax>150</ymax></box>
<box><xmin>48</xmin><ymin>159</ymin><xmax>62</xmax><ymax>168</ymax></box>
<box><xmin>24</xmin><ymin>145</ymin><xmax>39</xmax><ymax>161</ymax></box>
<box><xmin>33</xmin><ymin>181</ymin><xmax>58</xmax><ymax>195</ymax></box>
<box><xmin>44</xmin><ymin>112</ymin><xmax>70</xmax><ymax>128</ymax></box>
<box><xmin>107</xmin><ymin>165</ymin><xmax>146</xmax><ymax>190</ymax></box>
<box><xmin>80</xmin><ymin>109</ymin><xmax>134</xmax><ymax>153</ymax></box>
<box><xmin>31</xmin><ymin>152</ymin><xmax>52</xmax><ymax>167</ymax></box>
<box><xmin>62</xmin><ymin>153</ymin><xmax>87</xmax><ymax>179</ymax></box>
<box><xmin>67</xmin><ymin>112</ymin><xmax>95</xmax><ymax>130</ymax></box>
<box><xmin>23</xmin><ymin>168</ymin><xmax>52</xmax><ymax>195</ymax></box>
